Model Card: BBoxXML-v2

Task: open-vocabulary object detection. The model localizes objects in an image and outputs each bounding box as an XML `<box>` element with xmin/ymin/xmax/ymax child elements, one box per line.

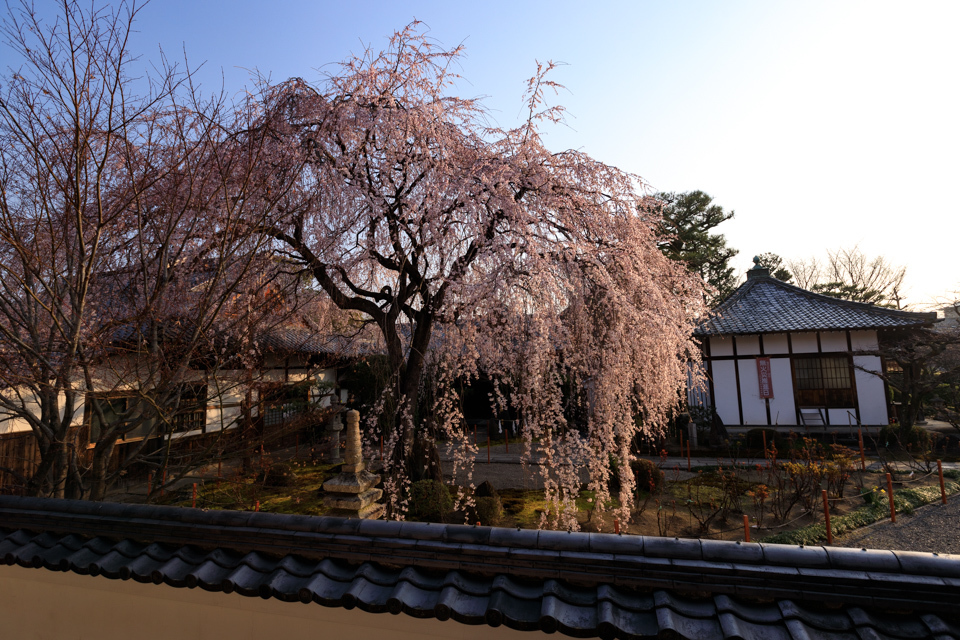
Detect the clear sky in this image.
<box><xmin>33</xmin><ymin>1</ymin><xmax>960</xmax><ymax>307</ymax></box>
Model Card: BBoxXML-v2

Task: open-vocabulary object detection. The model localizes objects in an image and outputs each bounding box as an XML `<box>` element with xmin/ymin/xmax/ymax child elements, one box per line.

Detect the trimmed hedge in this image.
<box><xmin>408</xmin><ymin>480</ymin><xmax>452</xmax><ymax>523</ymax></box>
<box><xmin>475</xmin><ymin>496</ymin><xmax>503</xmax><ymax>526</ymax></box>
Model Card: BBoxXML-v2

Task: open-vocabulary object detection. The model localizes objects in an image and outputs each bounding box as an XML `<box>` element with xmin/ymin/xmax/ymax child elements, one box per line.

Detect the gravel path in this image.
<box><xmin>835</xmin><ymin>494</ymin><xmax>960</xmax><ymax>554</ymax></box>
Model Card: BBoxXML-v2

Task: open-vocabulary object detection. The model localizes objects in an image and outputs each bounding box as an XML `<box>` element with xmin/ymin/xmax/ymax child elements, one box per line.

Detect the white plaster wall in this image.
<box><xmin>850</xmin><ymin>330</ymin><xmax>879</xmax><ymax>352</ymax></box>
<box><xmin>763</xmin><ymin>334</ymin><xmax>789</xmax><ymax>355</ymax></box>
<box><xmin>260</xmin><ymin>369</ymin><xmax>287</xmax><ymax>383</ymax></box>
<box><xmin>820</xmin><ymin>332</ymin><xmax>847</xmax><ymax>352</ymax></box>
<box><xmin>286</xmin><ymin>369</ymin><xmax>310</xmax><ymax>383</ymax></box>
<box><xmin>735</xmin><ymin>335</ymin><xmax>761</xmax><ymax>356</ymax></box>
<box><xmin>711</xmin><ymin>361</ymin><xmax>740</xmax><ymax>426</ymax></box>
<box><xmin>0</xmin><ymin>564</ymin><xmax>529</xmax><ymax>640</ymax></box>
<box><xmin>206</xmin><ymin>377</ymin><xmax>246</xmax><ymax>432</ymax></box>
<box><xmin>710</xmin><ymin>336</ymin><xmax>733</xmax><ymax>357</ymax></box>
<box><xmin>827</xmin><ymin>408</ymin><xmax>858</xmax><ymax>427</ymax></box>
<box><xmin>854</xmin><ymin>355</ymin><xmax>888</xmax><ymax>426</ymax></box>
<box><xmin>737</xmin><ymin>360</ymin><xmax>768</xmax><ymax>425</ymax></box>
<box><xmin>791</xmin><ymin>333</ymin><xmax>818</xmax><ymax>353</ymax></box>
<box><xmin>0</xmin><ymin>390</ymin><xmax>84</xmax><ymax>435</ymax></box>
<box><xmin>768</xmin><ymin>357</ymin><xmax>797</xmax><ymax>426</ymax></box>
<box><xmin>0</xmin><ymin>397</ymin><xmax>37</xmax><ymax>435</ymax></box>
<box><xmin>202</xmin><ymin>404</ymin><xmax>242</xmax><ymax>433</ymax></box>
<box><xmin>312</xmin><ymin>368</ymin><xmax>339</xmax><ymax>407</ymax></box>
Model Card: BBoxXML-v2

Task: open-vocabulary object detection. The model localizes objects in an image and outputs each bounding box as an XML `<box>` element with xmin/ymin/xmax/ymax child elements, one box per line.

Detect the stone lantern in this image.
<box><xmin>324</xmin><ymin>399</ymin><xmax>344</xmax><ymax>463</ymax></box>
<box><xmin>322</xmin><ymin>410</ymin><xmax>384</xmax><ymax>519</ymax></box>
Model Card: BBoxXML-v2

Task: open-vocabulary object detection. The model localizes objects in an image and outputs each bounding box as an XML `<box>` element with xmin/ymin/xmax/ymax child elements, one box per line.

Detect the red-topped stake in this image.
<box><xmin>938</xmin><ymin>460</ymin><xmax>947</xmax><ymax>505</ymax></box>
<box><xmin>822</xmin><ymin>490</ymin><xmax>832</xmax><ymax>545</ymax></box>
<box><xmin>887</xmin><ymin>473</ymin><xmax>896</xmax><ymax>523</ymax></box>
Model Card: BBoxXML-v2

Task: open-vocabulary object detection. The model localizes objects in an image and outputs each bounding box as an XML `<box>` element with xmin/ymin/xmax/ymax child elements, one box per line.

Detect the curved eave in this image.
<box><xmin>695</xmin><ymin>276</ymin><xmax>938</xmax><ymax>337</ymax></box>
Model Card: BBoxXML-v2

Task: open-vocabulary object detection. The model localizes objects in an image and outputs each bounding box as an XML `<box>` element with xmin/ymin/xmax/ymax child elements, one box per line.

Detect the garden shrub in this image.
<box><xmin>879</xmin><ymin>424</ymin><xmax>931</xmax><ymax>452</ymax></box>
<box><xmin>602</xmin><ymin>456</ymin><xmax>663</xmax><ymax>499</ymax></box>
<box><xmin>501</xmin><ymin>493</ymin><xmax>525</xmax><ymax>515</ymax></box>
<box><xmin>408</xmin><ymin>479</ymin><xmax>452</xmax><ymax>523</ymax></box>
<box><xmin>262</xmin><ymin>462</ymin><xmax>295</xmax><ymax>487</ymax></box>
<box><xmin>744</xmin><ymin>428</ymin><xmax>787</xmax><ymax>454</ymax></box>
<box><xmin>475</xmin><ymin>496</ymin><xmax>503</xmax><ymax>526</ymax></box>
<box><xmin>632</xmin><ymin>458</ymin><xmax>664</xmax><ymax>495</ymax></box>
<box><xmin>762</xmin><ymin>479</ymin><xmax>960</xmax><ymax>545</ymax></box>
<box><xmin>475</xmin><ymin>480</ymin><xmax>499</xmax><ymax>499</ymax></box>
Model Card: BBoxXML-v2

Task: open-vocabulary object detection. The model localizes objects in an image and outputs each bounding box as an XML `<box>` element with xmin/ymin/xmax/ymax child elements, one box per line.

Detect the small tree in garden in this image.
<box><xmin>253</xmin><ymin>24</ymin><xmax>706</xmax><ymax>527</ymax></box>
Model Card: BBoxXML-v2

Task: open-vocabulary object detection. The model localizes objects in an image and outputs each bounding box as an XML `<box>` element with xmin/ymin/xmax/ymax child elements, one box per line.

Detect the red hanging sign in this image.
<box><xmin>756</xmin><ymin>357</ymin><xmax>773</xmax><ymax>399</ymax></box>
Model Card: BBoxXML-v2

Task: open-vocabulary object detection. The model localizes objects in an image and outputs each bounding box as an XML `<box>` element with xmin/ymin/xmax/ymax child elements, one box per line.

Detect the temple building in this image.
<box><xmin>694</xmin><ymin>261</ymin><xmax>936</xmax><ymax>434</ymax></box>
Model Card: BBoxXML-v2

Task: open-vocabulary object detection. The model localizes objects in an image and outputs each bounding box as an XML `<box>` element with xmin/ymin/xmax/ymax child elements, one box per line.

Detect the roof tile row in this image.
<box><xmin>697</xmin><ymin>275</ymin><xmax>936</xmax><ymax>336</ymax></box>
<box><xmin>1</xmin><ymin>496</ymin><xmax>958</xmax><ymax>639</ymax></box>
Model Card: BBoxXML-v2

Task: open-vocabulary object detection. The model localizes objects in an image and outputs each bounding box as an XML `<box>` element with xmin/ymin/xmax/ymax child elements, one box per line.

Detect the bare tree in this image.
<box><xmin>786</xmin><ymin>246</ymin><xmax>907</xmax><ymax>308</ymax></box>
<box><xmin>0</xmin><ymin>0</ymin><xmax>307</xmax><ymax>499</ymax></box>
<box><xmin>785</xmin><ymin>256</ymin><xmax>822</xmax><ymax>291</ymax></box>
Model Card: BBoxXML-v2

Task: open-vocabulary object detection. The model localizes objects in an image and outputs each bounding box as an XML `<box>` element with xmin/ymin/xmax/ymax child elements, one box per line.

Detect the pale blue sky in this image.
<box><xmin>26</xmin><ymin>1</ymin><xmax>960</xmax><ymax>306</ymax></box>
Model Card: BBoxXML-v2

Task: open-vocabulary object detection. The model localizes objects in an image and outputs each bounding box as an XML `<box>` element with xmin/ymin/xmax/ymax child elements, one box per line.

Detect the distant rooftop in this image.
<box><xmin>697</xmin><ymin>268</ymin><xmax>937</xmax><ymax>336</ymax></box>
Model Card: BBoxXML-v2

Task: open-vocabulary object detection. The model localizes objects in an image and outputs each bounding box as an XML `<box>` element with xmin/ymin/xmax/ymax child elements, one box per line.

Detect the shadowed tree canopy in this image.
<box><xmin>0</xmin><ymin>0</ymin><xmax>312</xmax><ymax>500</ymax></box>
<box><xmin>251</xmin><ymin>25</ymin><xmax>706</xmax><ymax>526</ymax></box>
<box><xmin>755</xmin><ymin>252</ymin><xmax>793</xmax><ymax>283</ymax></box>
<box><xmin>650</xmin><ymin>191</ymin><xmax>738</xmax><ymax>306</ymax></box>
<box><xmin>861</xmin><ymin>327</ymin><xmax>960</xmax><ymax>435</ymax></box>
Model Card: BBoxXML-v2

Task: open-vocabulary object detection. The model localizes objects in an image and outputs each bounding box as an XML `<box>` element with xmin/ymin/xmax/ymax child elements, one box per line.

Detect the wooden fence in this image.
<box><xmin>0</xmin><ymin>431</ymin><xmax>39</xmax><ymax>495</ymax></box>
<box><xmin>0</xmin><ymin>406</ymin><xmax>331</xmax><ymax>494</ymax></box>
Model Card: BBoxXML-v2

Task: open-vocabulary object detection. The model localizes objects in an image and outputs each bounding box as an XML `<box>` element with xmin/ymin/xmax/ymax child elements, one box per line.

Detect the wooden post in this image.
<box><xmin>255</xmin><ymin>500</ymin><xmax>260</xmax><ymax>512</ymax></box>
<box><xmin>761</xmin><ymin>430</ymin><xmax>767</xmax><ymax>461</ymax></box>
<box><xmin>822</xmin><ymin>490</ymin><xmax>832</xmax><ymax>545</ymax></box>
<box><xmin>938</xmin><ymin>460</ymin><xmax>947</xmax><ymax>505</ymax></box>
<box><xmin>614</xmin><ymin>518</ymin><xmax>620</xmax><ymax>535</ymax></box>
<box><xmin>687</xmin><ymin>441</ymin><xmax>691</xmax><ymax>472</ymax></box>
<box><xmin>886</xmin><ymin>473</ymin><xmax>896</xmax><ymax>523</ymax></box>
<box><xmin>858</xmin><ymin>429</ymin><xmax>866</xmax><ymax>471</ymax></box>
<box><xmin>192</xmin><ymin>483</ymin><xmax>197</xmax><ymax>509</ymax></box>
<box><xmin>743</xmin><ymin>514</ymin><xmax>750</xmax><ymax>542</ymax></box>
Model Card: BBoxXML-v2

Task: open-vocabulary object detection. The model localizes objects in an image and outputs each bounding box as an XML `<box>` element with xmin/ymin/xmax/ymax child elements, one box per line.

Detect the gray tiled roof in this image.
<box><xmin>1</xmin><ymin>496</ymin><xmax>959</xmax><ymax>639</ymax></box>
<box><xmin>258</xmin><ymin>326</ymin><xmax>378</xmax><ymax>360</ymax></box>
<box><xmin>696</xmin><ymin>275</ymin><xmax>937</xmax><ymax>336</ymax></box>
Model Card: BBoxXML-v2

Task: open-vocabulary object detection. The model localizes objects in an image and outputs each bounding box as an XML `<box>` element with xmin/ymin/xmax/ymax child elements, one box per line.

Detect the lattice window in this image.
<box><xmin>261</xmin><ymin>383</ymin><xmax>310</xmax><ymax>427</ymax></box>
<box><xmin>169</xmin><ymin>384</ymin><xmax>208</xmax><ymax>433</ymax></box>
<box><xmin>793</xmin><ymin>356</ymin><xmax>854</xmax><ymax>408</ymax></box>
